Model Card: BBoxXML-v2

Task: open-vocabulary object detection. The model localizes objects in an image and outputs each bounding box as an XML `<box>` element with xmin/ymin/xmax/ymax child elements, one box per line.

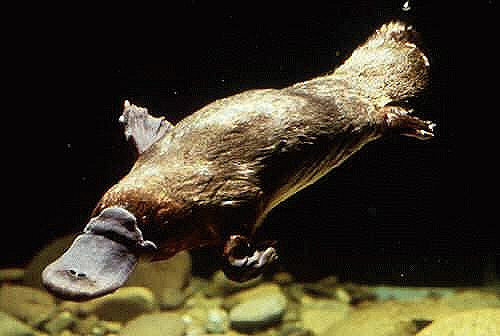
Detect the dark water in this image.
<box><xmin>3</xmin><ymin>1</ymin><xmax>495</xmax><ymax>286</ymax></box>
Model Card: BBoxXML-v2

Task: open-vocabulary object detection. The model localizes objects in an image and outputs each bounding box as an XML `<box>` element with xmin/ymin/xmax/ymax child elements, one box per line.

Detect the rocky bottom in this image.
<box><xmin>0</xmin><ymin>237</ymin><xmax>498</xmax><ymax>336</ymax></box>
<box><xmin>1</xmin><ymin>268</ymin><xmax>499</xmax><ymax>336</ymax></box>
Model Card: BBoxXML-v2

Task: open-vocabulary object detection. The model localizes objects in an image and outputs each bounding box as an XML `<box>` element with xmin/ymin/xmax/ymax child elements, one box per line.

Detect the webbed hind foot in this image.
<box><xmin>221</xmin><ymin>235</ymin><xmax>278</xmax><ymax>282</ymax></box>
<box><xmin>381</xmin><ymin>106</ymin><xmax>436</xmax><ymax>140</ymax></box>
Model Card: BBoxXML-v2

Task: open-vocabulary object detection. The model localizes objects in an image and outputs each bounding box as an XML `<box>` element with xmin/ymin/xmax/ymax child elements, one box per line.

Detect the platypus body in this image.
<box><xmin>43</xmin><ymin>21</ymin><xmax>435</xmax><ymax>300</ymax></box>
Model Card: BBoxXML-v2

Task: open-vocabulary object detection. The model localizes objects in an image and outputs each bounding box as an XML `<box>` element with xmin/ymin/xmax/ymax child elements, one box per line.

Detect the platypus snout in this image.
<box><xmin>42</xmin><ymin>207</ymin><xmax>156</xmax><ymax>301</ymax></box>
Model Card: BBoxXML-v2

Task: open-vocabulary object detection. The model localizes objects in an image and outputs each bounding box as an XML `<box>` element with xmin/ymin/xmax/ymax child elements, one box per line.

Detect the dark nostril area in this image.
<box><xmin>67</xmin><ymin>269</ymin><xmax>87</xmax><ymax>279</ymax></box>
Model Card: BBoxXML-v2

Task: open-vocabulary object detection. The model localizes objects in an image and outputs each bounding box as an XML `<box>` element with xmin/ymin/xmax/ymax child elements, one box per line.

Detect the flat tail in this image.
<box><xmin>334</xmin><ymin>21</ymin><xmax>430</xmax><ymax>107</ymax></box>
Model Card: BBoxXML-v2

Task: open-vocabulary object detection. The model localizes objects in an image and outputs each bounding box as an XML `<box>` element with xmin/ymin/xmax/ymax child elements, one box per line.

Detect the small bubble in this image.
<box><xmin>66</xmin><ymin>143</ymin><xmax>72</xmax><ymax>149</ymax></box>
<box><xmin>402</xmin><ymin>0</ymin><xmax>411</xmax><ymax>11</ymax></box>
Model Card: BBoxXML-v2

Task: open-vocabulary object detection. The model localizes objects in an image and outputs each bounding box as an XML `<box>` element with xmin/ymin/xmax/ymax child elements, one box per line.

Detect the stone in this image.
<box><xmin>371</xmin><ymin>285</ymin><xmax>455</xmax><ymax>302</ymax></box>
<box><xmin>206</xmin><ymin>308</ymin><xmax>229</xmax><ymax>334</ymax></box>
<box><xmin>43</xmin><ymin>311</ymin><xmax>75</xmax><ymax>335</ymax></box>
<box><xmin>0</xmin><ymin>311</ymin><xmax>37</xmax><ymax>336</ymax></box>
<box><xmin>23</xmin><ymin>234</ymin><xmax>77</xmax><ymax>288</ymax></box>
<box><xmin>301</xmin><ymin>299</ymin><xmax>351</xmax><ymax>335</ymax></box>
<box><xmin>0</xmin><ymin>268</ymin><xmax>25</xmax><ymax>282</ymax></box>
<box><xmin>440</xmin><ymin>289</ymin><xmax>500</xmax><ymax>310</ymax></box>
<box><xmin>223</xmin><ymin>283</ymin><xmax>283</xmax><ymax>309</ymax></box>
<box><xmin>72</xmin><ymin>314</ymin><xmax>99</xmax><ymax>335</ymax></box>
<box><xmin>285</xmin><ymin>284</ymin><xmax>305</xmax><ymax>303</ymax></box>
<box><xmin>159</xmin><ymin>287</ymin><xmax>187</xmax><ymax>310</ymax></box>
<box><xmin>204</xmin><ymin>270</ymin><xmax>262</xmax><ymax>297</ymax></box>
<box><xmin>79</xmin><ymin>286</ymin><xmax>155</xmax><ymax>322</ymax></box>
<box><xmin>120</xmin><ymin>312</ymin><xmax>185</xmax><ymax>336</ymax></box>
<box><xmin>229</xmin><ymin>285</ymin><xmax>287</xmax><ymax>332</ymax></box>
<box><xmin>279</xmin><ymin>325</ymin><xmax>314</xmax><ymax>336</ymax></box>
<box><xmin>320</xmin><ymin>299</ymin><xmax>459</xmax><ymax>336</ymax></box>
<box><xmin>58</xmin><ymin>331</ymin><xmax>76</xmax><ymax>336</ymax></box>
<box><xmin>416</xmin><ymin>308</ymin><xmax>500</xmax><ymax>336</ymax></box>
<box><xmin>98</xmin><ymin>320</ymin><xmax>122</xmax><ymax>334</ymax></box>
<box><xmin>272</xmin><ymin>272</ymin><xmax>295</xmax><ymax>286</ymax></box>
<box><xmin>0</xmin><ymin>285</ymin><xmax>56</xmax><ymax>327</ymax></box>
<box><xmin>125</xmin><ymin>251</ymin><xmax>192</xmax><ymax>297</ymax></box>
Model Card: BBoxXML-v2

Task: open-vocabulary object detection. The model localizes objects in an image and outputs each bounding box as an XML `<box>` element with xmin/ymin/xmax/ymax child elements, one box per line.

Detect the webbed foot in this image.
<box><xmin>381</xmin><ymin>106</ymin><xmax>436</xmax><ymax>140</ymax></box>
<box><xmin>221</xmin><ymin>235</ymin><xmax>278</xmax><ymax>282</ymax></box>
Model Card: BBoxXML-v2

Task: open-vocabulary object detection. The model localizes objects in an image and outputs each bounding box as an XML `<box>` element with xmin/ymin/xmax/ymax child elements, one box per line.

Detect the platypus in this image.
<box><xmin>43</xmin><ymin>21</ymin><xmax>435</xmax><ymax>300</ymax></box>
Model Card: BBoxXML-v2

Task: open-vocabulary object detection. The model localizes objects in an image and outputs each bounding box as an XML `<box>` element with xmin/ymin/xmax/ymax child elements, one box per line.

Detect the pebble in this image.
<box><xmin>159</xmin><ymin>287</ymin><xmax>187</xmax><ymax>310</ymax></box>
<box><xmin>0</xmin><ymin>311</ymin><xmax>37</xmax><ymax>336</ymax></box>
<box><xmin>229</xmin><ymin>286</ymin><xmax>287</xmax><ymax>332</ymax></box>
<box><xmin>272</xmin><ymin>272</ymin><xmax>295</xmax><ymax>286</ymax></box>
<box><xmin>320</xmin><ymin>299</ymin><xmax>459</xmax><ymax>336</ymax></box>
<box><xmin>79</xmin><ymin>286</ymin><xmax>155</xmax><ymax>323</ymax></box>
<box><xmin>43</xmin><ymin>311</ymin><xmax>75</xmax><ymax>335</ymax></box>
<box><xmin>416</xmin><ymin>308</ymin><xmax>500</xmax><ymax>336</ymax></box>
<box><xmin>204</xmin><ymin>270</ymin><xmax>262</xmax><ymax>297</ymax></box>
<box><xmin>439</xmin><ymin>289</ymin><xmax>500</xmax><ymax>310</ymax></box>
<box><xmin>0</xmin><ymin>285</ymin><xmax>56</xmax><ymax>327</ymax></box>
<box><xmin>0</xmin><ymin>268</ymin><xmax>25</xmax><ymax>282</ymax></box>
<box><xmin>206</xmin><ymin>308</ymin><xmax>230</xmax><ymax>333</ymax></box>
<box><xmin>23</xmin><ymin>234</ymin><xmax>77</xmax><ymax>288</ymax></box>
<box><xmin>125</xmin><ymin>251</ymin><xmax>192</xmax><ymax>297</ymax></box>
<box><xmin>120</xmin><ymin>312</ymin><xmax>185</xmax><ymax>336</ymax></box>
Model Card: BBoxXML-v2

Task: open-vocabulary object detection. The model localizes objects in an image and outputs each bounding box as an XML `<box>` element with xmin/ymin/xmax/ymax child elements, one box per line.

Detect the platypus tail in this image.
<box><xmin>333</xmin><ymin>21</ymin><xmax>430</xmax><ymax>108</ymax></box>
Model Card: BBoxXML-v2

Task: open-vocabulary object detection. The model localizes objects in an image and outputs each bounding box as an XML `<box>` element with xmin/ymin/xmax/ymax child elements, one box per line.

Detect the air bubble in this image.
<box><xmin>402</xmin><ymin>0</ymin><xmax>411</xmax><ymax>11</ymax></box>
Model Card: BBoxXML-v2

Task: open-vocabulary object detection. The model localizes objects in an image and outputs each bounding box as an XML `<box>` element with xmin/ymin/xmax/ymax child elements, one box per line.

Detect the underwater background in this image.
<box><xmin>1</xmin><ymin>1</ymin><xmax>497</xmax><ymax>335</ymax></box>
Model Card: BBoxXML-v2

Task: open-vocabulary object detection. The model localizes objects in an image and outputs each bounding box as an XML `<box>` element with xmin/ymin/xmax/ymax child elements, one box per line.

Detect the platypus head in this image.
<box><xmin>42</xmin><ymin>207</ymin><xmax>157</xmax><ymax>301</ymax></box>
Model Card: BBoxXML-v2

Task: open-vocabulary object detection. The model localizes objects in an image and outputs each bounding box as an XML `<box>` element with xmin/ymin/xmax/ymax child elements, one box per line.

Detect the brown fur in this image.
<box><xmin>94</xmin><ymin>21</ymin><xmax>434</xmax><ymax>259</ymax></box>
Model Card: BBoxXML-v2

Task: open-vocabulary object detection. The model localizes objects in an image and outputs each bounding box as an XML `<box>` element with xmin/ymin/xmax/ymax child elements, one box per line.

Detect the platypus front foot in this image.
<box><xmin>221</xmin><ymin>235</ymin><xmax>278</xmax><ymax>282</ymax></box>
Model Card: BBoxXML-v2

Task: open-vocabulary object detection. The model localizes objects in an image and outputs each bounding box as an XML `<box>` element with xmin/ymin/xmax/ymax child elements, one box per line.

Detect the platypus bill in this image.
<box><xmin>43</xmin><ymin>21</ymin><xmax>435</xmax><ymax>301</ymax></box>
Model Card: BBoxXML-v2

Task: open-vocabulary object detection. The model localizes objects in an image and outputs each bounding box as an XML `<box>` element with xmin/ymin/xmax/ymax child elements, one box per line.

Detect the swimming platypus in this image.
<box><xmin>43</xmin><ymin>21</ymin><xmax>435</xmax><ymax>300</ymax></box>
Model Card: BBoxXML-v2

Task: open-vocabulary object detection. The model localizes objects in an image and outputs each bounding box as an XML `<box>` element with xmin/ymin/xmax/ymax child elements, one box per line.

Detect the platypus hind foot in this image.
<box><xmin>381</xmin><ymin>106</ymin><xmax>436</xmax><ymax>140</ymax></box>
<box><xmin>221</xmin><ymin>235</ymin><xmax>278</xmax><ymax>282</ymax></box>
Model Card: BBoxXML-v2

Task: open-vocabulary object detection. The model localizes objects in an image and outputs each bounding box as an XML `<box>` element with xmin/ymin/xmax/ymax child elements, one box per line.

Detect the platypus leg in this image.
<box><xmin>221</xmin><ymin>235</ymin><xmax>278</xmax><ymax>282</ymax></box>
<box><xmin>119</xmin><ymin>100</ymin><xmax>174</xmax><ymax>155</ymax></box>
<box><xmin>380</xmin><ymin>106</ymin><xmax>436</xmax><ymax>140</ymax></box>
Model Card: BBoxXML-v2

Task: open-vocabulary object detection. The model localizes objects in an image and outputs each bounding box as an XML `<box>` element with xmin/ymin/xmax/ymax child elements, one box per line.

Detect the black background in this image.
<box><xmin>3</xmin><ymin>1</ymin><xmax>494</xmax><ymax>285</ymax></box>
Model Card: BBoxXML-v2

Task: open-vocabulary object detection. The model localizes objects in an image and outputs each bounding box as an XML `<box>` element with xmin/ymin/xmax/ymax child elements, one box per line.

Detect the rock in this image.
<box><xmin>43</xmin><ymin>311</ymin><xmax>75</xmax><ymax>335</ymax></box>
<box><xmin>416</xmin><ymin>308</ymin><xmax>500</xmax><ymax>336</ymax></box>
<box><xmin>285</xmin><ymin>284</ymin><xmax>305</xmax><ymax>303</ymax></box>
<box><xmin>229</xmin><ymin>285</ymin><xmax>287</xmax><ymax>332</ymax></box>
<box><xmin>204</xmin><ymin>270</ymin><xmax>262</xmax><ymax>297</ymax></box>
<box><xmin>320</xmin><ymin>299</ymin><xmax>458</xmax><ymax>336</ymax></box>
<box><xmin>371</xmin><ymin>285</ymin><xmax>455</xmax><ymax>302</ymax></box>
<box><xmin>0</xmin><ymin>285</ymin><xmax>56</xmax><ymax>327</ymax></box>
<box><xmin>120</xmin><ymin>312</ymin><xmax>185</xmax><ymax>336</ymax></box>
<box><xmin>72</xmin><ymin>314</ymin><xmax>99</xmax><ymax>335</ymax></box>
<box><xmin>98</xmin><ymin>320</ymin><xmax>122</xmax><ymax>334</ymax></box>
<box><xmin>125</xmin><ymin>251</ymin><xmax>192</xmax><ymax>297</ymax></box>
<box><xmin>0</xmin><ymin>311</ymin><xmax>37</xmax><ymax>336</ymax></box>
<box><xmin>223</xmin><ymin>283</ymin><xmax>283</xmax><ymax>309</ymax></box>
<box><xmin>58</xmin><ymin>331</ymin><xmax>76</xmax><ymax>336</ymax></box>
<box><xmin>159</xmin><ymin>287</ymin><xmax>187</xmax><ymax>310</ymax></box>
<box><xmin>23</xmin><ymin>234</ymin><xmax>77</xmax><ymax>288</ymax></box>
<box><xmin>0</xmin><ymin>268</ymin><xmax>25</xmax><ymax>283</ymax></box>
<box><xmin>206</xmin><ymin>308</ymin><xmax>229</xmax><ymax>333</ymax></box>
<box><xmin>440</xmin><ymin>289</ymin><xmax>500</xmax><ymax>310</ymax></box>
<box><xmin>185</xmin><ymin>324</ymin><xmax>205</xmax><ymax>336</ymax></box>
<box><xmin>79</xmin><ymin>286</ymin><xmax>155</xmax><ymax>322</ymax></box>
<box><xmin>272</xmin><ymin>272</ymin><xmax>295</xmax><ymax>286</ymax></box>
<box><xmin>279</xmin><ymin>325</ymin><xmax>314</xmax><ymax>336</ymax></box>
<box><xmin>301</xmin><ymin>299</ymin><xmax>351</xmax><ymax>335</ymax></box>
